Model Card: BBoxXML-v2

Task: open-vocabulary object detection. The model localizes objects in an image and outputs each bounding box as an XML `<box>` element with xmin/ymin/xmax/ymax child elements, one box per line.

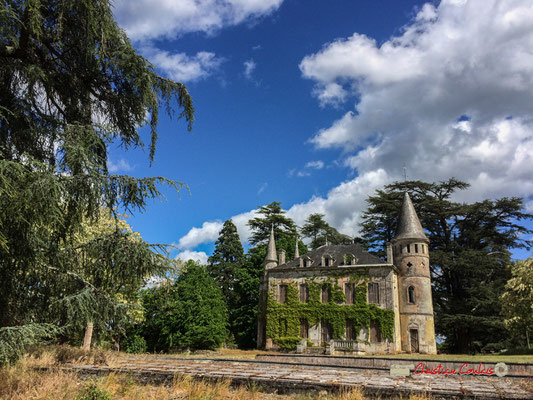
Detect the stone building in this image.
<box><xmin>256</xmin><ymin>192</ymin><xmax>437</xmax><ymax>354</ymax></box>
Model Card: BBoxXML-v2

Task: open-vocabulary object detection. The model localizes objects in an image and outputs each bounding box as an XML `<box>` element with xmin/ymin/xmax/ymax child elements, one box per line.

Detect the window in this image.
<box><xmin>407</xmin><ymin>262</ymin><xmax>413</xmax><ymax>272</ymax></box>
<box><xmin>344</xmin><ymin>282</ymin><xmax>356</xmax><ymax>305</ymax></box>
<box><xmin>370</xmin><ymin>320</ymin><xmax>382</xmax><ymax>343</ymax></box>
<box><xmin>301</xmin><ymin>257</ymin><xmax>312</xmax><ymax>268</ymax></box>
<box><xmin>408</xmin><ymin>286</ymin><xmax>416</xmax><ymax>304</ymax></box>
<box><xmin>368</xmin><ymin>282</ymin><xmax>380</xmax><ymax>304</ymax></box>
<box><xmin>279</xmin><ymin>284</ymin><xmax>287</xmax><ymax>304</ymax></box>
<box><xmin>345</xmin><ymin>319</ymin><xmax>356</xmax><ymax>340</ymax></box>
<box><xmin>321</xmin><ymin>320</ymin><xmax>332</xmax><ymax>343</ymax></box>
<box><xmin>300</xmin><ymin>284</ymin><xmax>309</xmax><ymax>303</ymax></box>
<box><xmin>321</xmin><ymin>284</ymin><xmax>330</xmax><ymax>303</ymax></box>
<box><xmin>407</xmin><ymin>244</ymin><xmax>411</xmax><ymax>253</ymax></box>
<box><xmin>300</xmin><ymin>319</ymin><xmax>309</xmax><ymax>338</ymax></box>
<box><xmin>415</xmin><ymin>244</ymin><xmax>419</xmax><ymax>253</ymax></box>
<box><xmin>323</xmin><ymin>256</ymin><xmax>333</xmax><ymax>267</ymax></box>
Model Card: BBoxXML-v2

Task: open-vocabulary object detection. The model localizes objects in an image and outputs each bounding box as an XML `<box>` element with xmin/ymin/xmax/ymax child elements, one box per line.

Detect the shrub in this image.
<box><xmin>77</xmin><ymin>383</ymin><xmax>111</xmax><ymax>400</ymax></box>
<box><xmin>276</xmin><ymin>337</ymin><xmax>301</xmax><ymax>352</ymax></box>
<box><xmin>124</xmin><ymin>335</ymin><xmax>147</xmax><ymax>354</ymax></box>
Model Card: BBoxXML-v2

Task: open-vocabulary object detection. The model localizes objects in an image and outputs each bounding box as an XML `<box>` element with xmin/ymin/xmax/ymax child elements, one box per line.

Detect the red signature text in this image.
<box><xmin>414</xmin><ymin>362</ymin><xmax>495</xmax><ymax>376</ymax></box>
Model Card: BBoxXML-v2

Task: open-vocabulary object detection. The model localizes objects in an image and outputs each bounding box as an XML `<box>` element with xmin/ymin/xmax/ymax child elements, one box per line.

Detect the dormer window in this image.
<box><xmin>300</xmin><ymin>256</ymin><xmax>313</xmax><ymax>268</ymax></box>
<box><xmin>344</xmin><ymin>254</ymin><xmax>357</xmax><ymax>265</ymax></box>
<box><xmin>322</xmin><ymin>254</ymin><xmax>334</xmax><ymax>267</ymax></box>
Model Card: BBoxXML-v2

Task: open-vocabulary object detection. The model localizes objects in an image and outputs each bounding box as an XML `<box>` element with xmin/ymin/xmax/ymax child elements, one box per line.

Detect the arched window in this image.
<box><xmin>414</xmin><ymin>244</ymin><xmax>419</xmax><ymax>253</ymax></box>
<box><xmin>408</xmin><ymin>286</ymin><xmax>416</xmax><ymax>304</ymax></box>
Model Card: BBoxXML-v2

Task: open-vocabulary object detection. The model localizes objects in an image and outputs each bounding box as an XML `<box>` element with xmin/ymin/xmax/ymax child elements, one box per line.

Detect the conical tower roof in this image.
<box><xmin>294</xmin><ymin>236</ymin><xmax>300</xmax><ymax>259</ymax></box>
<box><xmin>394</xmin><ymin>192</ymin><xmax>428</xmax><ymax>242</ymax></box>
<box><xmin>264</xmin><ymin>226</ymin><xmax>278</xmax><ymax>265</ymax></box>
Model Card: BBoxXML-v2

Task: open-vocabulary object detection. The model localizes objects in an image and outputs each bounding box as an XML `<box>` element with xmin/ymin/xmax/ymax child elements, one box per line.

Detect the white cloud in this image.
<box><xmin>178</xmin><ymin>220</ymin><xmax>223</xmax><ymax>249</ymax></box>
<box><xmin>141</xmin><ymin>48</ymin><xmax>223</xmax><ymax>82</ymax></box>
<box><xmin>305</xmin><ymin>160</ymin><xmax>324</xmax><ymax>170</ymax></box>
<box><xmin>114</xmin><ymin>0</ymin><xmax>284</xmax><ymax>41</ymax></box>
<box><xmin>175</xmin><ymin>250</ymin><xmax>209</xmax><ymax>265</ymax></box>
<box><xmin>107</xmin><ymin>158</ymin><xmax>133</xmax><ymax>173</ymax></box>
<box><xmin>176</xmin><ymin>0</ymin><xmax>533</xmax><ymax>256</ymax></box>
<box><xmin>244</xmin><ymin>59</ymin><xmax>257</xmax><ymax>80</ymax></box>
<box><xmin>299</xmin><ymin>0</ymin><xmax>533</xmax><ymax>202</ymax></box>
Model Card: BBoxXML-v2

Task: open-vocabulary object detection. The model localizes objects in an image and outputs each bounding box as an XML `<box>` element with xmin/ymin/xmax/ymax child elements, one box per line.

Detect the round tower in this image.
<box><xmin>392</xmin><ymin>192</ymin><xmax>436</xmax><ymax>354</ymax></box>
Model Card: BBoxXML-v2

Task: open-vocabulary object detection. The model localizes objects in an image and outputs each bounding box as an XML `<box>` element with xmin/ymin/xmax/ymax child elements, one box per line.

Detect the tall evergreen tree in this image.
<box><xmin>208</xmin><ymin>219</ymin><xmax>245</xmax><ymax>344</ymax></box>
<box><xmin>301</xmin><ymin>213</ymin><xmax>352</xmax><ymax>250</ymax></box>
<box><xmin>0</xmin><ymin>0</ymin><xmax>193</xmax><ymax>362</ymax></box>
<box><xmin>247</xmin><ymin>201</ymin><xmax>306</xmax><ymax>259</ymax></box>
<box><xmin>360</xmin><ymin>179</ymin><xmax>532</xmax><ymax>353</ymax></box>
<box><xmin>208</xmin><ymin>220</ymin><xmax>244</xmax><ymax>305</ymax></box>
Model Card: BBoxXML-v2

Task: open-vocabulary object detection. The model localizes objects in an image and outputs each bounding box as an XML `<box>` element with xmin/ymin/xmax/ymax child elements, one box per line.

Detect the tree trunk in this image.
<box><xmin>527</xmin><ymin>328</ymin><xmax>530</xmax><ymax>349</ymax></box>
<box><xmin>82</xmin><ymin>321</ymin><xmax>93</xmax><ymax>350</ymax></box>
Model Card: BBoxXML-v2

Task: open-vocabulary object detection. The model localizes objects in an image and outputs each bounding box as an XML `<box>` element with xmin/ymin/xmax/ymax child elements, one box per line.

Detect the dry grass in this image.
<box><xmin>0</xmin><ymin>354</ymin><xmax>433</xmax><ymax>400</ymax></box>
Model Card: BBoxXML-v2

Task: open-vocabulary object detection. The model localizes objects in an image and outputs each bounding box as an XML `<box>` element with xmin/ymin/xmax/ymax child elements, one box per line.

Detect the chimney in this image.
<box><xmin>279</xmin><ymin>249</ymin><xmax>286</xmax><ymax>265</ymax></box>
<box><xmin>386</xmin><ymin>242</ymin><xmax>393</xmax><ymax>264</ymax></box>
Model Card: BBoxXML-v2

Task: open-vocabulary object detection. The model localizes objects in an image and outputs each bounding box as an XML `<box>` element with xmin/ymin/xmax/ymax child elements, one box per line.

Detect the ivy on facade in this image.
<box><xmin>266</xmin><ymin>278</ymin><xmax>395</xmax><ymax>346</ymax></box>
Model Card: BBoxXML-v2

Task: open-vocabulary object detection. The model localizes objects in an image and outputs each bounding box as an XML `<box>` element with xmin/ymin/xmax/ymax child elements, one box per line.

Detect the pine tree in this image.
<box><xmin>301</xmin><ymin>213</ymin><xmax>352</xmax><ymax>250</ymax></box>
<box><xmin>247</xmin><ymin>201</ymin><xmax>306</xmax><ymax>259</ymax></box>
<box><xmin>208</xmin><ymin>220</ymin><xmax>244</xmax><ymax>306</ymax></box>
<box><xmin>360</xmin><ymin>179</ymin><xmax>532</xmax><ymax>353</ymax></box>
<box><xmin>0</xmin><ymin>0</ymin><xmax>193</xmax><ymax>362</ymax></box>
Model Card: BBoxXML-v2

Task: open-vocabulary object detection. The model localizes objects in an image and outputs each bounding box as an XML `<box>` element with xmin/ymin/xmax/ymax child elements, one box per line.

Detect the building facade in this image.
<box><xmin>256</xmin><ymin>192</ymin><xmax>437</xmax><ymax>354</ymax></box>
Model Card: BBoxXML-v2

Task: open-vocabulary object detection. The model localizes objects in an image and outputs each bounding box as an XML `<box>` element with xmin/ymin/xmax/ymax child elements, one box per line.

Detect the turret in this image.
<box><xmin>264</xmin><ymin>226</ymin><xmax>278</xmax><ymax>270</ymax></box>
<box><xmin>392</xmin><ymin>192</ymin><xmax>436</xmax><ymax>354</ymax></box>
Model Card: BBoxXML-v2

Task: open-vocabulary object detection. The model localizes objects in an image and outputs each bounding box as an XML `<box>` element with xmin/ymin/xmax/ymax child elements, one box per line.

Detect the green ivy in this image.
<box><xmin>266</xmin><ymin>278</ymin><xmax>395</xmax><ymax>346</ymax></box>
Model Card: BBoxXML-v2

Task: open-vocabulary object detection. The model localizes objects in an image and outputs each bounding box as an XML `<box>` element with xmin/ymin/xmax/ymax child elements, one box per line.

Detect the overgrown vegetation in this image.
<box><xmin>266</xmin><ymin>280</ymin><xmax>394</xmax><ymax>346</ymax></box>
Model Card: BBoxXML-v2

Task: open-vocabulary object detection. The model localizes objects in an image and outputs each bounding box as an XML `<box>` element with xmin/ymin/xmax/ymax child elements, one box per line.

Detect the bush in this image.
<box><xmin>124</xmin><ymin>335</ymin><xmax>147</xmax><ymax>354</ymax></box>
<box><xmin>77</xmin><ymin>383</ymin><xmax>111</xmax><ymax>400</ymax></box>
<box><xmin>50</xmin><ymin>345</ymin><xmax>108</xmax><ymax>365</ymax></box>
<box><xmin>276</xmin><ymin>337</ymin><xmax>301</xmax><ymax>352</ymax></box>
<box><xmin>500</xmin><ymin>346</ymin><xmax>533</xmax><ymax>355</ymax></box>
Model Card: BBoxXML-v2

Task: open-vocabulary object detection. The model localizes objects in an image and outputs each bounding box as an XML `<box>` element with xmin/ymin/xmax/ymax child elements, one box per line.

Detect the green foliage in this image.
<box><xmin>0</xmin><ymin>0</ymin><xmax>193</xmax><ymax>359</ymax></box>
<box><xmin>77</xmin><ymin>383</ymin><xmax>111</xmax><ymax>400</ymax></box>
<box><xmin>276</xmin><ymin>337</ymin><xmax>301</xmax><ymax>352</ymax></box>
<box><xmin>301</xmin><ymin>213</ymin><xmax>352</xmax><ymax>250</ymax></box>
<box><xmin>124</xmin><ymin>335</ymin><xmax>147</xmax><ymax>354</ymax></box>
<box><xmin>266</xmin><ymin>280</ymin><xmax>394</xmax><ymax>346</ymax></box>
<box><xmin>360</xmin><ymin>179</ymin><xmax>532</xmax><ymax>353</ymax></box>
<box><xmin>141</xmin><ymin>261</ymin><xmax>228</xmax><ymax>351</ymax></box>
<box><xmin>248</xmin><ymin>202</ymin><xmax>299</xmax><ymax>248</ymax></box>
<box><xmin>501</xmin><ymin>257</ymin><xmax>533</xmax><ymax>348</ymax></box>
<box><xmin>0</xmin><ymin>324</ymin><xmax>59</xmax><ymax>365</ymax></box>
<box><xmin>208</xmin><ymin>219</ymin><xmax>245</xmax><ymax>345</ymax></box>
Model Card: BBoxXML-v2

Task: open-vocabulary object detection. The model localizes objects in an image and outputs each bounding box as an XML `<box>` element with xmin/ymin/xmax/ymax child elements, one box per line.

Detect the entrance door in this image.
<box><xmin>410</xmin><ymin>329</ymin><xmax>419</xmax><ymax>353</ymax></box>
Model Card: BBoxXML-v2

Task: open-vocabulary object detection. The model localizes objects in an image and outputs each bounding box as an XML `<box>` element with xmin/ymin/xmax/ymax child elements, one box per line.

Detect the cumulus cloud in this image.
<box><xmin>175</xmin><ymin>250</ymin><xmax>209</xmax><ymax>265</ymax></box>
<box><xmin>113</xmin><ymin>0</ymin><xmax>284</xmax><ymax>41</ymax></box>
<box><xmin>299</xmin><ymin>0</ymin><xmax>533</xmax><ymax>202</ymax></box>
<box><xmin>141</xmin><ymin>48</ymin><xmax>223</xmax><ymax>82</ymax></box>
<box><xmin>177</xmin><ymin>0</ymin><xmax>533</xmax><ymax>255</ymax></box>
<box><xmin>244</xmin><ymin>59</ymin><xmax>257</xmax><ymax>80</ymax></box>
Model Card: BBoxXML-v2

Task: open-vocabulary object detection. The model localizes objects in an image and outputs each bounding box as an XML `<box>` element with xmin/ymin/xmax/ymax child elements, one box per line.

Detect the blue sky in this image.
<box><xmin>110</xmin><ymin>0</ymin><xmax>533</xmax><ymax>263</ymax></box>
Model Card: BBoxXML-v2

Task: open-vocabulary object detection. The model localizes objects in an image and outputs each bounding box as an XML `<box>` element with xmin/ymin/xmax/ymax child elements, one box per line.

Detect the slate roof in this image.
<box><xmin>271</xmin><ymin>243</ymin><xmax>387</xmax><ymax>270</ymax></box>
<box><xmin>394</xmin><ymin>192</ymin><xmax>428</xmax><ymax>241</ymax></box>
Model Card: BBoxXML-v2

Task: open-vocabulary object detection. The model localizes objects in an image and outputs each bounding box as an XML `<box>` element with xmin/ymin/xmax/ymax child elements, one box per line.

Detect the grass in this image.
<box><xmin>3</xmin><ymin>346</ymin><xmax>436</xmax><ymax>400</ymax></box>
<box><xmin>1</xmin><ymin>354</ymin><xmax>431</xmax><ymax>400</ymax></box>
